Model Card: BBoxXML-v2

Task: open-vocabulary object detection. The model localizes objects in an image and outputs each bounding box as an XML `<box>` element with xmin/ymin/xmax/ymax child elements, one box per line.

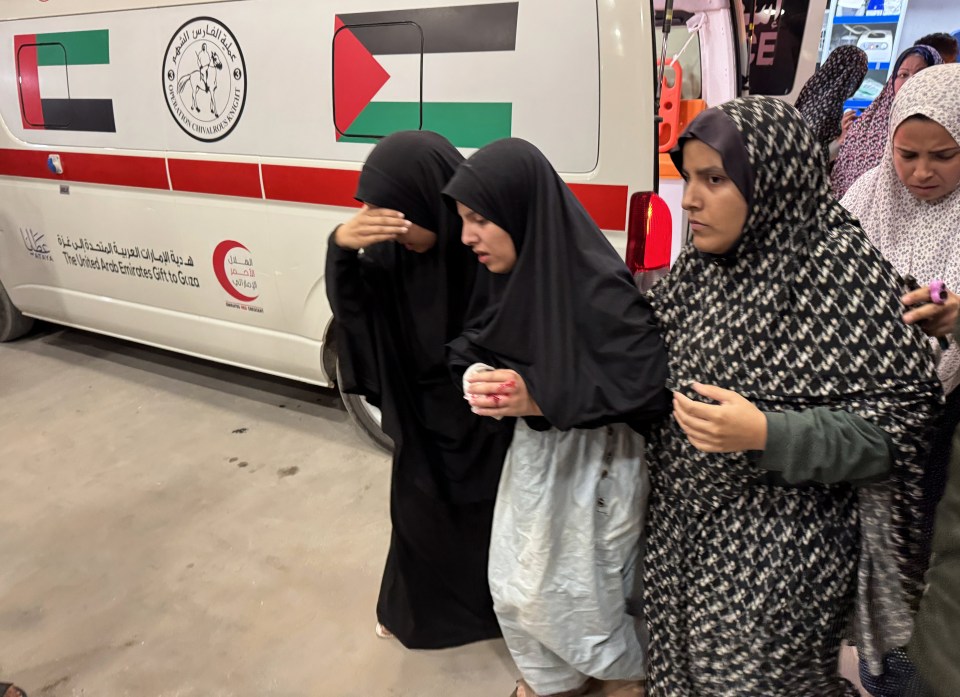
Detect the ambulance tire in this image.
<box><xmin>336</xmin><ymin>359</ymin><xmax>394</xmax><ymax>454</ymax></box>
<box><xmin>0</xmin><ymin>278</ymin><xmax>34</xmax><ymax>343</ymax></box>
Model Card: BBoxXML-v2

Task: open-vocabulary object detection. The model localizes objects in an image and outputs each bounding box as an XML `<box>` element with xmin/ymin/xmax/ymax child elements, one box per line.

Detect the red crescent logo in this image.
<box><xmin>213</xmin><ymin>240</ymin><xmax>259</xmax><ymax>303</ymax></box>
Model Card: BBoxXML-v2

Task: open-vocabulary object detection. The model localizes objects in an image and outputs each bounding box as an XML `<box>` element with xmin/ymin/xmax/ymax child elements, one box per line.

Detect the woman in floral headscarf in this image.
<box><xmin>842</xmin><ymin>63</ymin><xmax>960</xmax><ymax>697</ymax></box>
<box><xmin>831</xmin><ymin>45</ymin><xmax>942</xmax><ymax>198</ymax></box>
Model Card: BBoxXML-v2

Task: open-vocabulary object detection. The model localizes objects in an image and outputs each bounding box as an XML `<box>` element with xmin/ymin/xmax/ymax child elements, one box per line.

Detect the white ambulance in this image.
<box><xmin>0</xmin><ymin>0</ymin><xmax>820</xmax><ymax>447</ymax></box>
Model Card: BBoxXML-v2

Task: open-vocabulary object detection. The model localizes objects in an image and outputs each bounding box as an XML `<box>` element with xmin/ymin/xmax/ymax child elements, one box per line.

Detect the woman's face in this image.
<box><xmin>894</xmin><ymin>54</ymin><xmax>928</xmax><ymax>94</ymax></box>
<box><xmin>893</xmin><ymin>117</ymin><xmax>960</xmax><ymax>203</ymax></box>
<box><xmin>457</xmin><ymin>202</ymin><xmax>517</xmax><ymax>273</ymax></box>
<box><xmin>680</xmin><ymin>139</ymin><xmax>750</xmax><ymax>255</ymax></box>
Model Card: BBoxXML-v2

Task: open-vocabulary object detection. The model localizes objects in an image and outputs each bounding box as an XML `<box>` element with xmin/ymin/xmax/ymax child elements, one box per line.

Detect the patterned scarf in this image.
<box><xmin>831</xmin><ymin>45</ymin><xmax>943</xmax><ymax>198</ymax></box>
<box><xmin>842</xmin><ymin>64</ymin><xmax>960</xmax><ymax>396</ymax></box>
<box><xmin>649</xmin><ymin>96</ymin><xmax>942</xmax><ymax>668</ymax></box>
<box><xmin>796</xmin><ymin>45</ymin><xmax>868</xmax><ymax>148</ymax></box>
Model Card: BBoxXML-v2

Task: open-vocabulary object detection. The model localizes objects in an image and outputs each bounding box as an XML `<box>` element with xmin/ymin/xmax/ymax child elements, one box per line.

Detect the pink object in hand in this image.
<box><xmin>930</xmin><ymin>279</ymin><xmax>947</xmax><ymax>305</ymax></box>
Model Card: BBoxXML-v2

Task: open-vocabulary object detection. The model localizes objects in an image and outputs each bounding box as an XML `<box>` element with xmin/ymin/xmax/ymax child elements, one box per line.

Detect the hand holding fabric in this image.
<box><xmin>465</xmin><ymin>369</ymin><xmax>542</xmax><ymax>418</ymax></box>
<box><xmin>335</xmin><ymin>205</ymin><xmax>411</xmax><ymax>250</ymax></box>
<box><xmin>673</xmin><ymin>383</ymin><xmax>768</xmax><ymax>453</ymax></box>
<box><xmin>902</xmin><ymin>286</ymin><xmax>960</xmax><ymax>338</ymax></box>
<box><xmin>838</xmin><ymin>111</ymin><xmax>857</xmax><ymax>144</ymax></box>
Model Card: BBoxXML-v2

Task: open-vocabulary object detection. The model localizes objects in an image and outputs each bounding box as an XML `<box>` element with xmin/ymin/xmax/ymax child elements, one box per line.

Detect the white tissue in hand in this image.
<box><xmin>463</xmin><ymin>363</ymin><xmax>503</xmax><ymax>421</ymax></box>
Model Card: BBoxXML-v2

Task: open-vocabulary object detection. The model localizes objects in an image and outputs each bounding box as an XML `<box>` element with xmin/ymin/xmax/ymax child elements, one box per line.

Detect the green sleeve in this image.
<box><xmin>757</xmin><ymin>408</ymin><xmax>893</xmax><ymax>485</ymax></box>
<box><xmin>908</xmin><ymin>423</ymin><xmax>960</xmax><ymax>694</ymax></box>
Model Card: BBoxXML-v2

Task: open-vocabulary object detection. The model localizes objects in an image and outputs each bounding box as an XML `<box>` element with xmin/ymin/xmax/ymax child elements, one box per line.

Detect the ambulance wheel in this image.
<box><xmin>0</xmin><ymin>278</ymin><xmax>33</xmax><ymax>342</ymax></box>
<box><xmin>336</xmin><ymin>359</ymin><xmax>393</xmax><ymax>454</ymax></box>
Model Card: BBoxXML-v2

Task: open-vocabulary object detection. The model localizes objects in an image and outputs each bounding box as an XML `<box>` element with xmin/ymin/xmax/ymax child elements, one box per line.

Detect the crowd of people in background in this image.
<box><xmin>323</xmin><ymin>26</ymin><xmax>960</xmax><ymax>697</ymax></box>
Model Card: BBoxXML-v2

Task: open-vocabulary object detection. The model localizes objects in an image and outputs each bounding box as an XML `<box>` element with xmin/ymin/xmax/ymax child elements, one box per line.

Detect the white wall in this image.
<box><xmin>901</xmin><ymin>0</ymin><xmax>960</xmax><ymax>50</ymax></box>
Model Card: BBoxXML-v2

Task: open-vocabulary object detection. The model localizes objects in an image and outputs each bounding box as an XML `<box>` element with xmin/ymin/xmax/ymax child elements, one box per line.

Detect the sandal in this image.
<box><xmin>510</xmin><ymin>678</ymin><xmax>600</xmax><ymax>697</ymax></box>
<box><xmin>0</xmin><ymin>684</ymin><xmax>27</xmax><ymax>697</ymax></box>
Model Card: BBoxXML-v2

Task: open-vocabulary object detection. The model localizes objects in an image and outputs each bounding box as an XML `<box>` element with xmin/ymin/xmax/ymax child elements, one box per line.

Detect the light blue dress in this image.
<box><xmin>488</xmin><ymin>419</ymin><xmax>649</xmax><ymax>694</ymax></box>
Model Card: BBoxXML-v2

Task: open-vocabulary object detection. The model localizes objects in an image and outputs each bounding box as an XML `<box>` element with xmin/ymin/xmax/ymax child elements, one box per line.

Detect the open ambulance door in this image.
<box><xmin>743</xmin><ymin>0</ymin><xmax>827</xmax><ymax>104</ymax></box>
<box><xmin>630</xmin><ymin>0</ymin><xmax>745</xmax><ymax>290</ymax></box>
<box><xmin>632</xmin><ymin>0</ymin><xmax>825</xmax><ymax>288</ymax></box>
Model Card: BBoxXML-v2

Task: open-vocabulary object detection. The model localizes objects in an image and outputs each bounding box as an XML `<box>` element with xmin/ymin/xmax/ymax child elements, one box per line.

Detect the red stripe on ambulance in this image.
<box><xmin>261</xmin><ymin>165</ymin><xmax>363</xmax><ymax>209</ymax></box>
<box><xmin>0</xmin><ymin>149</ymin><xmax>626</xmax><ymax>230</ymax></box>
<box><xmin>168</xmin><ymin>159</ymin><xmax>261</xmax><ymax>199</ymax></box>
<box><xmin>568</xmin><ymin>183</ymin><xmax>628</xmax><ymax>232</ymax></box>
<box><xmin>0</xmin><ymin>148</ymin><xmax>168</xmax><ymax>189</ymax></box>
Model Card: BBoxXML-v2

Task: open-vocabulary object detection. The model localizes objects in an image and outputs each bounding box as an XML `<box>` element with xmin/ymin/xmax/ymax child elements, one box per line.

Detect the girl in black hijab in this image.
<box><xmin>325</xmin><ymin>131</ymin><xmax>513</xmax><ymax>649</ymax></box>
<box><xmin>444</xmin><ymin>138</ymin><xmax>671</xmax><ymax>697</ymax></box>
<box><xmin>643</xmin><ymin>97</ymin><xmax>942</xmax><ymax>695</ymax></box>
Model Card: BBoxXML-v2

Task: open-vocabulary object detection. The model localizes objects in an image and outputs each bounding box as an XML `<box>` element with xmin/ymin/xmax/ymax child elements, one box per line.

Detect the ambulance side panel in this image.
<box><xmin>0</xmin><ymin>0</ymin><xmax>652</xmax><ymax>385</ymax></box>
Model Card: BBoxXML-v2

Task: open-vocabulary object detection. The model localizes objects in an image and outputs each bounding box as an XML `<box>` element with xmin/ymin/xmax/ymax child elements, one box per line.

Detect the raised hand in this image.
<box><xmin>334</xmin><ymin>205</ymin><xmax>411</xmax><ymax>250</ymax></box>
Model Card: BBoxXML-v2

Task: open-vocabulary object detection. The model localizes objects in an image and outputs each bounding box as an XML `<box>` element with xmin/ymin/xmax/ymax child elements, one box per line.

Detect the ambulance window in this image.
<box><xmin>655</xmin><ymin>18</ymin><xmax>703</xmax><ymax>100</ymax></box>
<box><xmin>332</xmin><ymin>21</ymin><xmax>424</xmax><ymax>141</ymax></box>
<box><xmin>16</xmin><ymin>41</ymin><xmax>71</xmax><ymax>129</ymax></box>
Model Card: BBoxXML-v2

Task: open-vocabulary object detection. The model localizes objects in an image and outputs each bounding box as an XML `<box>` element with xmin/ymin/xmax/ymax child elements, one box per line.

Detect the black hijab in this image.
<box><xmin>328</xmin><ymin>130</ymin><xmax>510</xmax><ymax>503</ymax></box>
<box><xmin>355</xmin><ymin>130</ymin><xmax>477</xmax><ymax>355</ymax></box>
<box><xmin>444</xmin><ymin>138</ymin><xmax>670</xmax><ymax>431</ymax></box>
<box><xmin>670</xmin><ymin>108</ymin><xmax>754</xmax><ymax>266</ymax></box>
<box><xmin>795</xmin><ymin>45</ymin><xmax>869</xmax><ymax>148</ymax></box>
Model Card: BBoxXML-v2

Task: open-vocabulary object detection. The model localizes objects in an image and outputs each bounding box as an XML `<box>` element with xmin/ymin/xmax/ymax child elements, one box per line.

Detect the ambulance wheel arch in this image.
<box><xmin>322</xmin><ymin>319</ymin><xmax>392</xmax><ymax>453</ymax></box>
<box><xmin>0</xmin><ymin>277</ymin><xmax>34</xmax><ymax>342</ymax></box>
<box><xmin>337</xmin><ymin>359</ymin><xmax>393</xmax><ymax>454</ymax></box>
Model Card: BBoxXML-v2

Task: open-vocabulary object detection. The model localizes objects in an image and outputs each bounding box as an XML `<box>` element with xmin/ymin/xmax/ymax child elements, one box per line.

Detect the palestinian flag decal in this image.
<box><xmin>14</xmin><ymin>29</ymin><xmax>116</xmax><ymax>133</ymax></box>
<box><xmin>334</xmin><ymin>3</ymin><xmax>518</xmax><ymax>148</ymax></box>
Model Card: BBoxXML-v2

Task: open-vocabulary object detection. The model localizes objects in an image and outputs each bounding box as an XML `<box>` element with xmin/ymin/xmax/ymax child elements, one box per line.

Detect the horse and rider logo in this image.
<box><xmin>163</xmin><ymin>17</ymin><xmax>247</xmax><ymax>143</ymax></box>
<box><xmin>180</xmin><ymin>43</ymin><xmax>224</xmax><ymax>117</ymax></box>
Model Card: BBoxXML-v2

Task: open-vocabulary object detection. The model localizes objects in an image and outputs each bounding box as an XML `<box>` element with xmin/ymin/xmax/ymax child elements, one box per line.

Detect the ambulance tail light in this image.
<box><xmin>625</xmin><ymin>191</ymin><xmax>672</xmax><ymax>278</ymax></box>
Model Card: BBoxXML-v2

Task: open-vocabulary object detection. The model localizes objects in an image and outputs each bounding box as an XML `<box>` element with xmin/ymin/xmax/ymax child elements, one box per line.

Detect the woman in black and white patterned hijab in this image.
<box><xmin>642</xmin><ymin>96</ymin><xmax>942</xmax><ymax>696</ymax></box>
<box><xmin>795</xmin><ymin>45</ymin><xmax>868</xmax><ymax>153</ymax></box>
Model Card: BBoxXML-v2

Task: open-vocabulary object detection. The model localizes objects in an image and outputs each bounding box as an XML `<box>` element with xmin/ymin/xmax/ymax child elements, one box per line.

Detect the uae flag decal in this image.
<box><xmin>14</xmin><ymin>29</ymin><xmax>117</xmax><ymax>133</ymax></box>
<box><xmin>334</xmin><ymin>3</ymin><xmax>517</xmax><ymax>148</ymax></box>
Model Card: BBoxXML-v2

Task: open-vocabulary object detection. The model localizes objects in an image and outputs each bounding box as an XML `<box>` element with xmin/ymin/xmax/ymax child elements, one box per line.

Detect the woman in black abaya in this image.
<box><xmin>325</xmin><ymin>131</ymin><xmax>513</xmax><ymax>649</ymax></box>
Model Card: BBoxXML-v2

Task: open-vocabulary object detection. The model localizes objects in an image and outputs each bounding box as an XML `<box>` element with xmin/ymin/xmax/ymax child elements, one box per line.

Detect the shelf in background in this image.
<box><xmin>833</xmin><ymin>15</ymin><xmax>901</xmax><ymax>24</ymax></box>
<box><xmin>844</xmin><ymin>98</ymin><xmax>876</xmax><ymax>112</ymax></box>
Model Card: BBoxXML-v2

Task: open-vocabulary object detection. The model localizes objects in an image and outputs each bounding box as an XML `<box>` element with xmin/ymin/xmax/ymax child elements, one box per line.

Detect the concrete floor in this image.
<box><xmin>0</xmin><ymin>326</ymin><xmax>516</xmax><ymax>697</ymax></box>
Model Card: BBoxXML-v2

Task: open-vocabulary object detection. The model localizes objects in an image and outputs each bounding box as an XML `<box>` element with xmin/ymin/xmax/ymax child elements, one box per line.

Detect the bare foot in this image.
<box><xmin>517</xmin><ymin>678</ymin><xmax>601</xmax><ymax>697</ymax></box>
<box><xmin>375</xmin><ymin>622</ymin><xmax>394</xmax><ymax>639</ymax></box>
<box><xmin>600</xmin><ymin>679</ymin><xmax>645</xmax><ymax>696</ymax></box>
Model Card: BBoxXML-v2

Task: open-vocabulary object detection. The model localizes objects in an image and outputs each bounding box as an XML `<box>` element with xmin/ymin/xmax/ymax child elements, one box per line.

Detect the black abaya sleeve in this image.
<box><xmin>446</xmin><ymin>331</ymin><xmax>502</xmax><ymax>389</ymax></box>
<box><xmin>449</xmin><ymin>326</ymin><xmax>671</xmax><ymax>432</ymax></box>
<box><xmin>325</xmin><ymin>229</ymin><xmax>383</xmax><ymax>406</ymax></box>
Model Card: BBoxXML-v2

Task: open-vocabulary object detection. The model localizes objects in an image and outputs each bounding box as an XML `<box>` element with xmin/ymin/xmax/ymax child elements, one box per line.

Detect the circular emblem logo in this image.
<box><xmin>163</xmin><ymin>17</ymin><xmax>247</xmax><ymax>142</ymax></box>
<box><xmin>213</xmin><ymin>240</ymin><xmax>259</xmax><ymax>303</ymax></box>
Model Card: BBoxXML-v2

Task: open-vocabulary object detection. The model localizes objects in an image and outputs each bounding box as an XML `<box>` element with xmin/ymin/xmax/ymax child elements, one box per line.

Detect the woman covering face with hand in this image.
<box><xmin>326</xmin><ymin>131</ymin><xmax>513</xmax><ymax>651</ymax></box>
<box><xmin>445</xmin><ymin>138</ymin><xmax>671</xmax><ymax>697</ymax></box>
<box><xmin>643</xmin><ymin>97</ymin><xmax>941</xmax><ymax>696</ymax></box>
